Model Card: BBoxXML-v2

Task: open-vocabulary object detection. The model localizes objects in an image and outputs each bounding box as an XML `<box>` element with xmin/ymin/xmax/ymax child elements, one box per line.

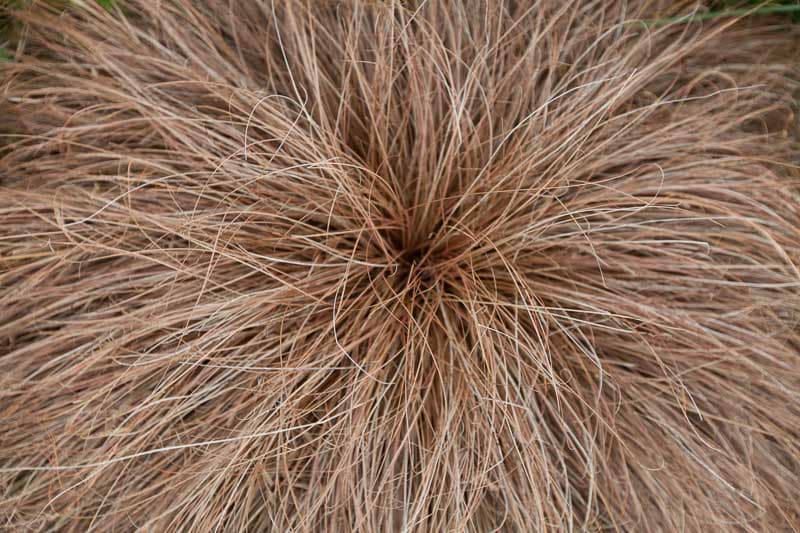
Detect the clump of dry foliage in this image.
<box><xmin>1</xmin><ymin>1</ymin><xmax>799</xmax><ymax>530</ymax></box>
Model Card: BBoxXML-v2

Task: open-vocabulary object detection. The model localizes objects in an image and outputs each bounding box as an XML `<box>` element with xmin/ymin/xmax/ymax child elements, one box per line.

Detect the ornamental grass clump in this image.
<box><xmin>1</xmin><ymin>1</ymin><xmax>799</xmax><ymax>530</ymax></box>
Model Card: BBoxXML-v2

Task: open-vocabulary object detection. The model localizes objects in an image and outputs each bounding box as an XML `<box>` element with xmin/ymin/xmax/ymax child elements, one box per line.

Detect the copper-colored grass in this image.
<box><xmin>1</xmin><ymin>1</ymin><xmax>799</xmax><ymax>530</ymax></box>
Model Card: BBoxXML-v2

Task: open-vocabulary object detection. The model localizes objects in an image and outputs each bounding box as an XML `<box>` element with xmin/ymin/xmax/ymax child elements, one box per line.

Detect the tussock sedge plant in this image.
<box><xmin>1</xmin><ymin>1</ymin><xmax>799</xmax><ymax>531</ymax></box>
